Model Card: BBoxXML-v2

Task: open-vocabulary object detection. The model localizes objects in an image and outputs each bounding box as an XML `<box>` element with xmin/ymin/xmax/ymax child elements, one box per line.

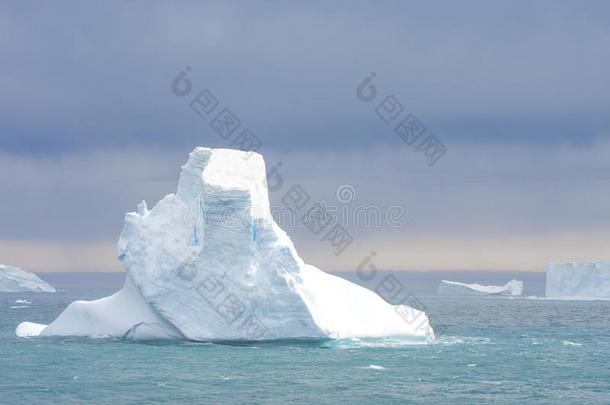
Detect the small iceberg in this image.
<box><xmin>15</xmin><ymin>299</ymin><xmax>32</xmax><ymax>304</ymax></box>
<box><xmin>438</xmin><ymin>279</ymin><xmax>523</xmax><ymax>296</ymax></box>
<box><xmin>546</xmin><ymin>262</ymin><xmax>610</xmax><ymax>300</ymax></box>
<box><xmin>366</xmin><ymin>364</ymin><xmax>386</xmax><ymax>370</ymax></box>
<box><xmin>0</xmin><ymin>265</ymin><xmax>55</xmax><ymax>293</ymax></box>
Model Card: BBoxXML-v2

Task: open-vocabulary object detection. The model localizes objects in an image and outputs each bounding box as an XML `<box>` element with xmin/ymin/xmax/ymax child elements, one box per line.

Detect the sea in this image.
<box><xmin>1</xmin><ymin>271</ymin><xmax>609</xmax><ymax>404</ymax></box>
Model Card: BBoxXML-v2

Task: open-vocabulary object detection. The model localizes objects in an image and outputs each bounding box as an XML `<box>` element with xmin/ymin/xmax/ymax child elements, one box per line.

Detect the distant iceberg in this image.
<box><xmin>0</xmin><ymin>264</ymin><xmax>55</xmax><ymax>293</ymax></box>
<box><xmin>438</xmin><ymin>279</ymin><xmax>523</xmax><ymax>296</ymax></box>
<box><xmin>546</xmin><ymin>262</ymin><xmax>610</xmax><ymax>300</ymax></box>
<box><xmin>17</xmin><ymin>147</ymin><xmax>434</xmax><ymax>343</ymax></box>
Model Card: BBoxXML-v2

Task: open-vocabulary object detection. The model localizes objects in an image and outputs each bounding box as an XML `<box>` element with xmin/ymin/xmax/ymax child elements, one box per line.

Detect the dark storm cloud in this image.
<box><xmin>0</xmin><ymin>0</ymin><xmax>609</xmax><ymax>154</ymax></box>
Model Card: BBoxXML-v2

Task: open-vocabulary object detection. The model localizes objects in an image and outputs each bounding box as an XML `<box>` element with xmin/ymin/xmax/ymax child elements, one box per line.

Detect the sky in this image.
<box><xmin>1</xmin><ymin>1</ymin><xmax>609</xmax><ymax>272</ymax></box>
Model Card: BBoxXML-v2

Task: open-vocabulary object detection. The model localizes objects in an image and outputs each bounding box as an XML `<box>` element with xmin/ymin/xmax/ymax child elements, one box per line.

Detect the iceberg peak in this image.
<box><xmin>137</xmin><ymin>200</ymin><xmax>149</xmax><ymax>217</ymax></box>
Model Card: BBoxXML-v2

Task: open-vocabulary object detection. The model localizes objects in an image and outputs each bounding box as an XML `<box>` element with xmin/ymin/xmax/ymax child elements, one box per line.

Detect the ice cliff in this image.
<box><xmin>438</xmin><ymin>279</ymin><xmax>523</xmax><ymax>296</ymax></box>
<box><xmin>546</xmin><ymin>262</ymin><xmax>610</xmax><ymax>300</ymax></box>
<box><xmin>16</xmin><ymin>147</ymin><xmax>434</xmax><ymax>342</ymax></box>
<box><xmin>0</xmin><ymin>265</ymin><xmax>55</xmax><ymax>293</ymax></box>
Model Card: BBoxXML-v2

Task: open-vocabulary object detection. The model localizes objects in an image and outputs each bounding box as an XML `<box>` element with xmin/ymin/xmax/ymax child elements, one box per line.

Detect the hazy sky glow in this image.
<box><xmin>1</xmin><ymin>1</ymin><xmax>609</xmax><ymax>272</ymax></box>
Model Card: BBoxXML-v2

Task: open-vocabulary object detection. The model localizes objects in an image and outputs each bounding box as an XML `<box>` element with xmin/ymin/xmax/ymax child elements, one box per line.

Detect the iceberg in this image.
<box><xmin>546</xmin><ymin>262</ymin><xmax>610</xmax><ymax>300</ymax></box>
<box><xmin>17</xmin><ymin>147</ymin><xmax>434</xmax><ymax>342</ymax></box>
<box><xmin>0</xmin><ymin>264</ymin><xmax>56</xmax><ymax>293</ymax></box>
<box><xmin>438</xmin><ymin>279</ymin><xmax>523</xmax><ymax>296</ymax></box>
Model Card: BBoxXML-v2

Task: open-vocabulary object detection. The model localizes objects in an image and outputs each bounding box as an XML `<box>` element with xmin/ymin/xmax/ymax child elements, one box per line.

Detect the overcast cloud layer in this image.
<box><xmin>1</xmin><ymin>1</ymin><xmax>609</xmax><ymax>271</ymax></box>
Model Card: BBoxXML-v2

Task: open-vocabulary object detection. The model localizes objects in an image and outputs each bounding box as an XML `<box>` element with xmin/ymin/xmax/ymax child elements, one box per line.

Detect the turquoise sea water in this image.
<box><xmin>1</xmin><ymin>273</ymin><xmax>609</xmax><ymax>404</ymax></box>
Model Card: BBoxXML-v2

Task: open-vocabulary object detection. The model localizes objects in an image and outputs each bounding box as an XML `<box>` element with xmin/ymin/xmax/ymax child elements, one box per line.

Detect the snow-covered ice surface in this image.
<box><xmin>16</xmin><ymin>147</ymin><xmax>434</xmax><ymax>342</ymax></box>
<box><xmin>37</xmin><ymin>277</ymin><xmax>182</xmax><ymax>339</ymax></box>
<box><xmin>438</xmin><ymin>279</ymin><xmax>523</xmax><ymax>296</ymax></box>
<box><xmin>0</xmin><ymin>265</ymin><xmax>56</xmax><ymax>293</ymax></box>
<box><xmin>546</xmin><ymin>262</ymin><xmax>610</xmax><ymax>300</ymax></box>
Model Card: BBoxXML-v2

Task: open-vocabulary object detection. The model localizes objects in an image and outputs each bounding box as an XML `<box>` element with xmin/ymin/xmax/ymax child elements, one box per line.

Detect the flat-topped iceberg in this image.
<box><xmin>17</xmin><ymin>147</ymin><xmax>434</xmax><ymax>342</ymax></box>
<box><xmin>546</xmin><ymin>262</ymin><xmax>610</xmax><ymax>300</ymax></box>
<box><xmin>0</xmin><ymin>264</ymin><xmax>55</xmax><ymax>293</ymax></box>
<box><xmin>438</xmin><ymin>279</ymin><xmax>523</xmax><ymax>296</ymax></box>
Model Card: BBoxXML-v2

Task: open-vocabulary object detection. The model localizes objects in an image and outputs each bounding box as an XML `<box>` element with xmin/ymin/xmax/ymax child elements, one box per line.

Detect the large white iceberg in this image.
<box><xmin>17</xmin><ymin>147</ymin><xmax>434</xmax><ymax>342</ymax></box>
<box><xmin>438</xmin><ymin>279</ymin><xmax>523</xmax><ymax>296</ymax></box>
<box><xmin>0</xmin><ymin>264</ymin><xmax>55</xmax><ymax>293</ymax></box>
<box><xmin>546</xmin><ymin>262</ymin><xmax>610</xmax><ymax>300</ymax></box>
